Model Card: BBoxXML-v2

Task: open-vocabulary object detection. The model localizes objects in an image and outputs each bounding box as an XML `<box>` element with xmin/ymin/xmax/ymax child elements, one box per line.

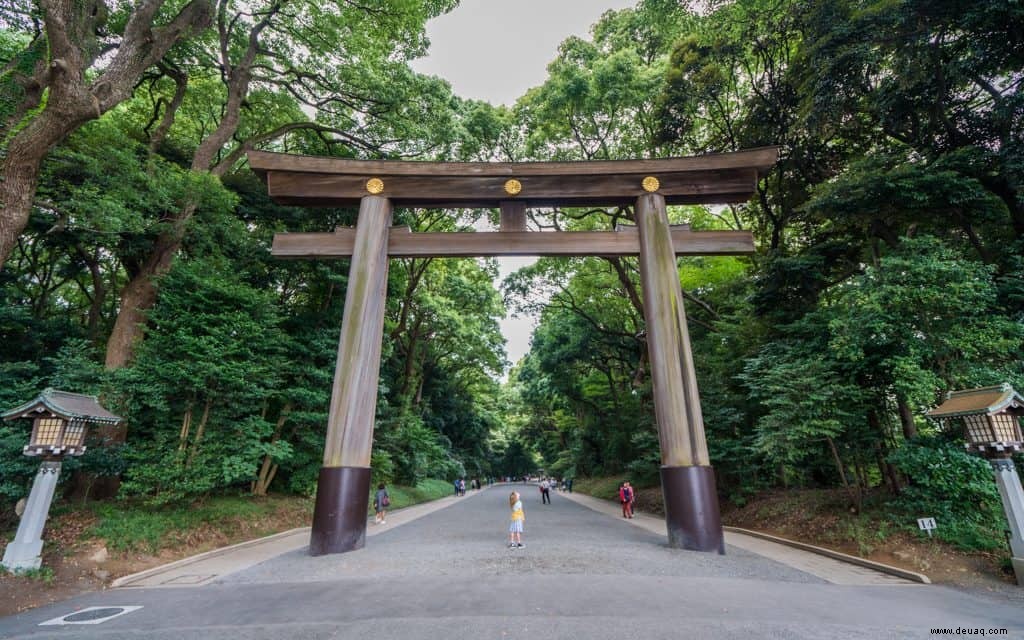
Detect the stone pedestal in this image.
<box><xmin>309</xmin><ymin>466</ymin><xmax>371</xmax><ymax>555</ymax></box>
<box><xmin>2</xmin><ymin>461</ymin><xmax>61</xmax><ymax>571</ymax></box>
<box><xmin>991</xmin><ymin>458</ymin><xmax>1024</xmax><ymax>585</ymax></box>
<box><xmin>661</xmin><ymin>465</ymin><xmax>725</xmax><ymax>553</ymax></box>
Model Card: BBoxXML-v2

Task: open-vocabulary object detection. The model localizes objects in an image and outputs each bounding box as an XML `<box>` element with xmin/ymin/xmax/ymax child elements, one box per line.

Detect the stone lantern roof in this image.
<box><xmin>928</xmin><ymin>384</ymin><xmax>1024</xmax><ymax>456</ymax></box>
<box><xmin>2</xmin><ymin>388</ymin><xmax>122</xmax><ymax>425</ymax></box>
<box><xmin>926</xmin><ymin>384</ymin><xmax>1024</xmax><ymax>419</ymax></box>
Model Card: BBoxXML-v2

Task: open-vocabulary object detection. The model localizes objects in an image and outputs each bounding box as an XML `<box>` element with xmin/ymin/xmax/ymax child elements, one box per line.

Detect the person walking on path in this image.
<box><xmin>540</xmin><ymin>478</ymin><xmax>551</xmax><ymax>504</ymax></box>
<box><xmin>374</xmin><ymin>483</ymin><xmax>390</xmax><ymax>524</ymax></box>
<box><xmin>508</xmin><ymin>491</ymin><xmax>525</xmax><ymax>548</ymax></box>
<box><xmin>624</xmin><ymin>481</ymin><xmax>635</xmax><ymax>518</ymax></box>
<box><xmin>619</xmin><ymin>482</ymin><xmax>634</xmax><ymax>518</ymax></box>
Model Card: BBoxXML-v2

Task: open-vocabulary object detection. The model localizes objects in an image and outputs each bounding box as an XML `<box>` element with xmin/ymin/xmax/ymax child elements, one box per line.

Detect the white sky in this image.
<box><xmin>411</xmin><ymin>0</ymin><xmax>637</xmax><ymax>372</ymax></box>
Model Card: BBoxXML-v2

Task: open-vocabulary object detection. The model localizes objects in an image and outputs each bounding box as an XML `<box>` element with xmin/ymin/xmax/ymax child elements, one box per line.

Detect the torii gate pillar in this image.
<box><xmin>310</xmin><ymin>195</ymin><xmax>392</xmax><ymax>555</ymax></box>
<box><xmin>636</xmin><ymin>193</ymin><xmax>723</xmax><ymax>553</ymax></box>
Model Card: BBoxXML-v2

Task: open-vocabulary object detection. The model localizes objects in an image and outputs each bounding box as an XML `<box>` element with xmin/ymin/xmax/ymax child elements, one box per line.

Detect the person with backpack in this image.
<box><xmin>374</xmin><ymin>483</ymin><xmax>390</xmax><ymax>524</ymax></box>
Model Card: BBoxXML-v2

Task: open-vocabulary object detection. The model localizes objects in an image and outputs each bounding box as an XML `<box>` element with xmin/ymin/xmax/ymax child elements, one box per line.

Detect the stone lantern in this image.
<box><xmin>926</xmin><ymin>384</ymin><xmax>1024</xmax><ymax>584</ymax></box>
<box><xmin>1</xmin><ymin>389</ymin><xmax>122</xmax><ymax>571</ymax></box>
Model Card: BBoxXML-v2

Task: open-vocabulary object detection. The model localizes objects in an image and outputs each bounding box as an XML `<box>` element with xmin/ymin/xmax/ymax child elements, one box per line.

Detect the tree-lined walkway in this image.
<box><xmin>1</xmin><ymin>485</ymin><xmax>1020</xmax><ymax>639</ymax></box>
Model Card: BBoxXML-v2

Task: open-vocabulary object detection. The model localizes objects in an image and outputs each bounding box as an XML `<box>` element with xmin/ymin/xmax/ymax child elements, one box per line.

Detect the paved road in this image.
<box><xmin>1</xmin><ymin>485</ymin><xmax>1021</xmax><ymax>639</ymax></box>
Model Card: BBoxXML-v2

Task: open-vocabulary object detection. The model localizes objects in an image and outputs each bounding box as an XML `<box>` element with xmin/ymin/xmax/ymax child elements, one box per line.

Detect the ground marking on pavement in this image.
<box><xmin>161</xmin><ymin>574</ymin><xmax>214</xmax><ymax>585</ymax></box>
<box><xmin>39</xmin><ymin>605</ymin><xmax>143</xmax><ymax>626</ymax></box>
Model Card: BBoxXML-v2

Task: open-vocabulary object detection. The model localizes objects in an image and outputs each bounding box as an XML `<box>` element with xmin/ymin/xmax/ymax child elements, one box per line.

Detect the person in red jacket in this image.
<box><xmin>619</xmin><ymin>482</ymin><xmax>633</xmax><ymax>518</ymax></box>
<box><xmin>624</xmin><ymin>481</ymin><xmax>635</xmax><ymax>518</ymax></box>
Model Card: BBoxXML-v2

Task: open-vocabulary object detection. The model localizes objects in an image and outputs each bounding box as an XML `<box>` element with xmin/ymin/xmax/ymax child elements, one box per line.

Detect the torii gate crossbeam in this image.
<box><xmin>249</xmin><ymin>147</ymin><xmax>779</xmax><ymax>556</ymax></box>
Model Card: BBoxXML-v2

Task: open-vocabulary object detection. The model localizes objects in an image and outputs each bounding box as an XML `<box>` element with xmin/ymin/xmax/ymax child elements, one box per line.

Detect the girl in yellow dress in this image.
<box><xmin>508</xmin><ymin>491</ymin><xmax>525</xmax><ymax>548</ymax></box>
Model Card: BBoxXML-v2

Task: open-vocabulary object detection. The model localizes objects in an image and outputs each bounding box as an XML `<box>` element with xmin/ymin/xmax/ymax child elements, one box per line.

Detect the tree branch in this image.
<box><xmin>215</xmin><ymin>121</ymin><xmax>379</xmax><ymax>175</ymax></box>
<box><xmin>148</xmin><ymin>61</ymin><xmax>189</xmax><ymax>152</ymax></box>
<box><xmin>92</xmin><ymin>0</ymin><xmax>213</xmax><ymax>112</ymax></box>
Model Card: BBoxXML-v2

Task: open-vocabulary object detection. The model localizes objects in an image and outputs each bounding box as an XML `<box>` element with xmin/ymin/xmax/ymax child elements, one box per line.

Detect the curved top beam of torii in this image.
<box><xmin>248</xmin><ymin>147</ymin><xmax>779</xmax><ymax>209</ymax></box>
<box><xmin>248</xmin><ymin>147</ymin><xmax>779</xmax><ymax>258</ymax></box>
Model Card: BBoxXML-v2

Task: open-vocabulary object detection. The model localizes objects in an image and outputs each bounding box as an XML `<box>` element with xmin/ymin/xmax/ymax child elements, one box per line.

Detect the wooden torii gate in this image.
<box><xmin>249</xmin><ymin>147</ymin><xmax>778</xmax><ymax>556</ymax></box>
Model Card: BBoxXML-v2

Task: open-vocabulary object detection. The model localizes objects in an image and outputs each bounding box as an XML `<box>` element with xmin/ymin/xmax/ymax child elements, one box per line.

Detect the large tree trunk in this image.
<box><xmin>0</xmin><ymin>0</ymin><xmax>214</xmax><ymax>271</ymax></box>
<box><xmin>105</xmin><ymin>207</ymin><xmax>194</xmax><ymax>368</ymax></box>
<box><xmin>0</xmin><ymin>110</ymin><xmax>88</xmax><ymax>267</ymax></box>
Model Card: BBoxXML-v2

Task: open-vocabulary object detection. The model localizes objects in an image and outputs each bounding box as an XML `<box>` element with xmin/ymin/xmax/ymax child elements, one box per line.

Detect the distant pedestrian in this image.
<box><xmin>619</xmin><ymin>482</ymin><xmax>633</xmax><ymax>518</ymax></box>
<box><xmin>374</xmin><ymin>483</ymin><xmax>390</xmax><ymax>524</ymax></box>
<box><xmin>459</xmin><ymin>478</ymin><xmax>466</xmax><ymax>496</ymax></box>
<box><xmin>454</xmin><ymin>478</ymin><xmax>460</xmax><ymax>496</ymax></box>
<box><xmin>625</xmin><ymin>481</ymin><xmax>635</xmax><ymax>518</ymax></box>
<box><xmin>540</xmin><ymin>478</ymin><xmax>551</xmax><ymax>504</ymax></box>
<box><xmin>508</xmin><ymin>491</ymin><xmax>525</xmax><ymax>548</ymax></box>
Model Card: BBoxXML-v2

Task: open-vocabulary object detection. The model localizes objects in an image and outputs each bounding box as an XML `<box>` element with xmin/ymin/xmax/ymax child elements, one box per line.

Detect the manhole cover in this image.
<box><xmin>39</xmin><ymin>605</ymin><xmax>143</xmax><ymax>626</ymax></box>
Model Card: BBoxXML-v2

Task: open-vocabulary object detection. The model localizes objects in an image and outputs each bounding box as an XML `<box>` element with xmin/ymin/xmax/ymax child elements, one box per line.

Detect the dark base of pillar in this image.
<box><xmin>310</xmin><ymin>466</ymin><xmax>371</xmax><ymax>556</ymax></box>
<box><xmin>661</xmin><ymin>465</ymin><xmax>725</xmax><ymax>554</ymax></box>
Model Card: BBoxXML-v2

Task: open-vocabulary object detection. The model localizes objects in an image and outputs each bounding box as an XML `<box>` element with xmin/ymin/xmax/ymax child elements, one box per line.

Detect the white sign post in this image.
<box><xmin>917</xmin><ymin>517</ymin><xmax>937</xmax><ymax>537</ymax></box>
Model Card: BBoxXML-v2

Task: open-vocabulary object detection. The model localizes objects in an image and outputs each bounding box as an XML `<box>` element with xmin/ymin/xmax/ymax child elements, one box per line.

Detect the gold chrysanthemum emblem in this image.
<box><xmin>365</xmin><ymin>178</ymin><xmax>385</xmax><ymax>194</ymax></box>
<box><xmin>642</xmin><ymin>176</ymin><xmax>660</xmax><ymax>192</ymax></box>
<box><xmin>504</xmin><ymin>179</ymin><xmax>523</xmax><ymax>196</ymax></box>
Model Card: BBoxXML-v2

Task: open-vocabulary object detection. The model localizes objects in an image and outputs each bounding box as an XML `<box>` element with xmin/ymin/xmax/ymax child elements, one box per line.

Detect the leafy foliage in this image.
<box><xmin>888</xmin><ymin>439</ymin><xmax>1006</xmax><ymax>551</ymax></box>
<box><xmin>113</xmin><ymin>259</ymin><xmax>288</xmax><ymax>503</ymax></box>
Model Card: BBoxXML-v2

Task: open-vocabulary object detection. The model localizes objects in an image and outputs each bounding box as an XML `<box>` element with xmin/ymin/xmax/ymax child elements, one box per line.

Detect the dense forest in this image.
<box><xmin>1</xmin><ymin>0</ymin><xmax>1022</xmax><ymax>551</ymax></box>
